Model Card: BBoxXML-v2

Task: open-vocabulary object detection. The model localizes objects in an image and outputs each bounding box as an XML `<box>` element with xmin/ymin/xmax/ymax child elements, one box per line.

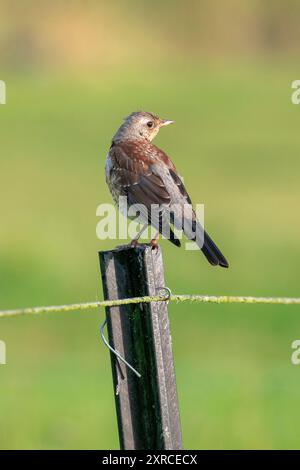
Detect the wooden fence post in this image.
<box><xmin>99</xmin><ymin>244</ymin><xmax>182</xmax><ymax>450</ymax></box>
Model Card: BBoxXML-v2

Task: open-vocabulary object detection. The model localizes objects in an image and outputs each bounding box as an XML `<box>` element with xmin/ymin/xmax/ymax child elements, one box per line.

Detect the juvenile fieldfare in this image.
<box><xmin>105</xmin><ymin>111</ymin><xmax>229</xmax><ymax>267</ymax></box>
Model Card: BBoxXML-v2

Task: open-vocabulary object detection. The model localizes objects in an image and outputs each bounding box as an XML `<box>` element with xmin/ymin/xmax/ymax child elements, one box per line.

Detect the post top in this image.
<box><xmin>98</xmin><ymin>243</ymin><xmax>162</xmax><ymax>256</ymax></box>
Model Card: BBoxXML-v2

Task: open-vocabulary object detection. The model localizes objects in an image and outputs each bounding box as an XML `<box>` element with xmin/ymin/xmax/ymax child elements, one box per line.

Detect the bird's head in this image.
<box><xmin>113</xmin><ymin>111</ymin><xmax>174</xmax><ymax>143</ymax></box>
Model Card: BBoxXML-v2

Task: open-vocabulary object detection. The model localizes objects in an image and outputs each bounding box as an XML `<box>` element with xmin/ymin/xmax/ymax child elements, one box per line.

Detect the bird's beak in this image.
<box><xmin>160</xmin><ymin>119</ymin><xmax>175</xmax><ymax>127</ymax></box>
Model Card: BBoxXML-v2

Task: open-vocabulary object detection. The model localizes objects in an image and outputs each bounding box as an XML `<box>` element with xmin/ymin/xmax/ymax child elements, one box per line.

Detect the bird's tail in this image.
<box><xmin>188</xmin><ymin>218</ymin><xmax>229</xmax><ymax>268</ymax></box>
<box><xmin>160</xmin><ymin>207</ymin><xmax>228</xmax><ymax>266</ymax></box>
<box><xmin>200</xmin><ymin>230</ymin><xmax>229</xmax><ymax>268</ymax></box>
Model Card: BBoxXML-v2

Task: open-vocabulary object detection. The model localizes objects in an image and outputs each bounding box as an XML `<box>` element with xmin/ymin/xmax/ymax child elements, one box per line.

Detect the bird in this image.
<box><xmin>105</xmin><ymin>111</ymin><xmax>229</xmax><ymax>268</ymax></box>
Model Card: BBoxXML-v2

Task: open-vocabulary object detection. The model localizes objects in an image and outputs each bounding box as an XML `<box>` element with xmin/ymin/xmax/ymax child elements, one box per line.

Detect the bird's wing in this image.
<box><xmin>109</xmin><ymin>142</ymin><xmax>171</xmax><ymax>205</ymax></box>
<box><xmin>109</xmin><ymin>141</ymin><xmax>191</xmax><ymax>244</ymax></box>
<box><xmin>110</xmin><ymin>142</ymin><xmax>192</xmax><ymax>202</ymax></box>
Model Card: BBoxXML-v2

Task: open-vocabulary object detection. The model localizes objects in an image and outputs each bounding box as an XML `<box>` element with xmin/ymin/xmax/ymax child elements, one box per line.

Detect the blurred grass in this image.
<box><xmin>1</xmin><ymin>62</ymin><xmax>300</xmax><ymax>449</ymax></box>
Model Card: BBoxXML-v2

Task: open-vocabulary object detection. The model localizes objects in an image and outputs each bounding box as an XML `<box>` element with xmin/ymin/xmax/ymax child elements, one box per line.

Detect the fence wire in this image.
<box><xmin>0</xmin><ymin>294</ymin><xmax>300</xmax><ymax>319</ymax></box>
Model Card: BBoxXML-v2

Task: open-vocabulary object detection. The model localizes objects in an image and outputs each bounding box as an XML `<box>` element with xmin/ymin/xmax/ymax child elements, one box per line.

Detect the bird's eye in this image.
<box><xmin>147</xmin><ymin>121</ymin><xmax>154</xmax><ymax>128</ymax></box>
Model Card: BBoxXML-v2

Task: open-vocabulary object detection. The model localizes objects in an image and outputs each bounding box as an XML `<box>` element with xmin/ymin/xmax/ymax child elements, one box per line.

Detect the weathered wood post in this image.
<box><xmin>99</xmin><ymin>244</ymin><xmax>182</xmax><ymax>450</ymax></box>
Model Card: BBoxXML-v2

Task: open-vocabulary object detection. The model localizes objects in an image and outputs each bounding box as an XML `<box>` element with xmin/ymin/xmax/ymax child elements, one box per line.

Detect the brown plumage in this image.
<box><xmin>105</xmin><ymin>111</ymin><xmax>229</xmax><ymax>268</ymax></box>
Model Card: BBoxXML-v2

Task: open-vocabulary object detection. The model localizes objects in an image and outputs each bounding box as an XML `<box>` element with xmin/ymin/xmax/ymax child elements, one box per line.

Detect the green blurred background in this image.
<box><xmin>1</xmin><ymin>0</ymin><xmax>300</xmax><ymax>449</ymax></box>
